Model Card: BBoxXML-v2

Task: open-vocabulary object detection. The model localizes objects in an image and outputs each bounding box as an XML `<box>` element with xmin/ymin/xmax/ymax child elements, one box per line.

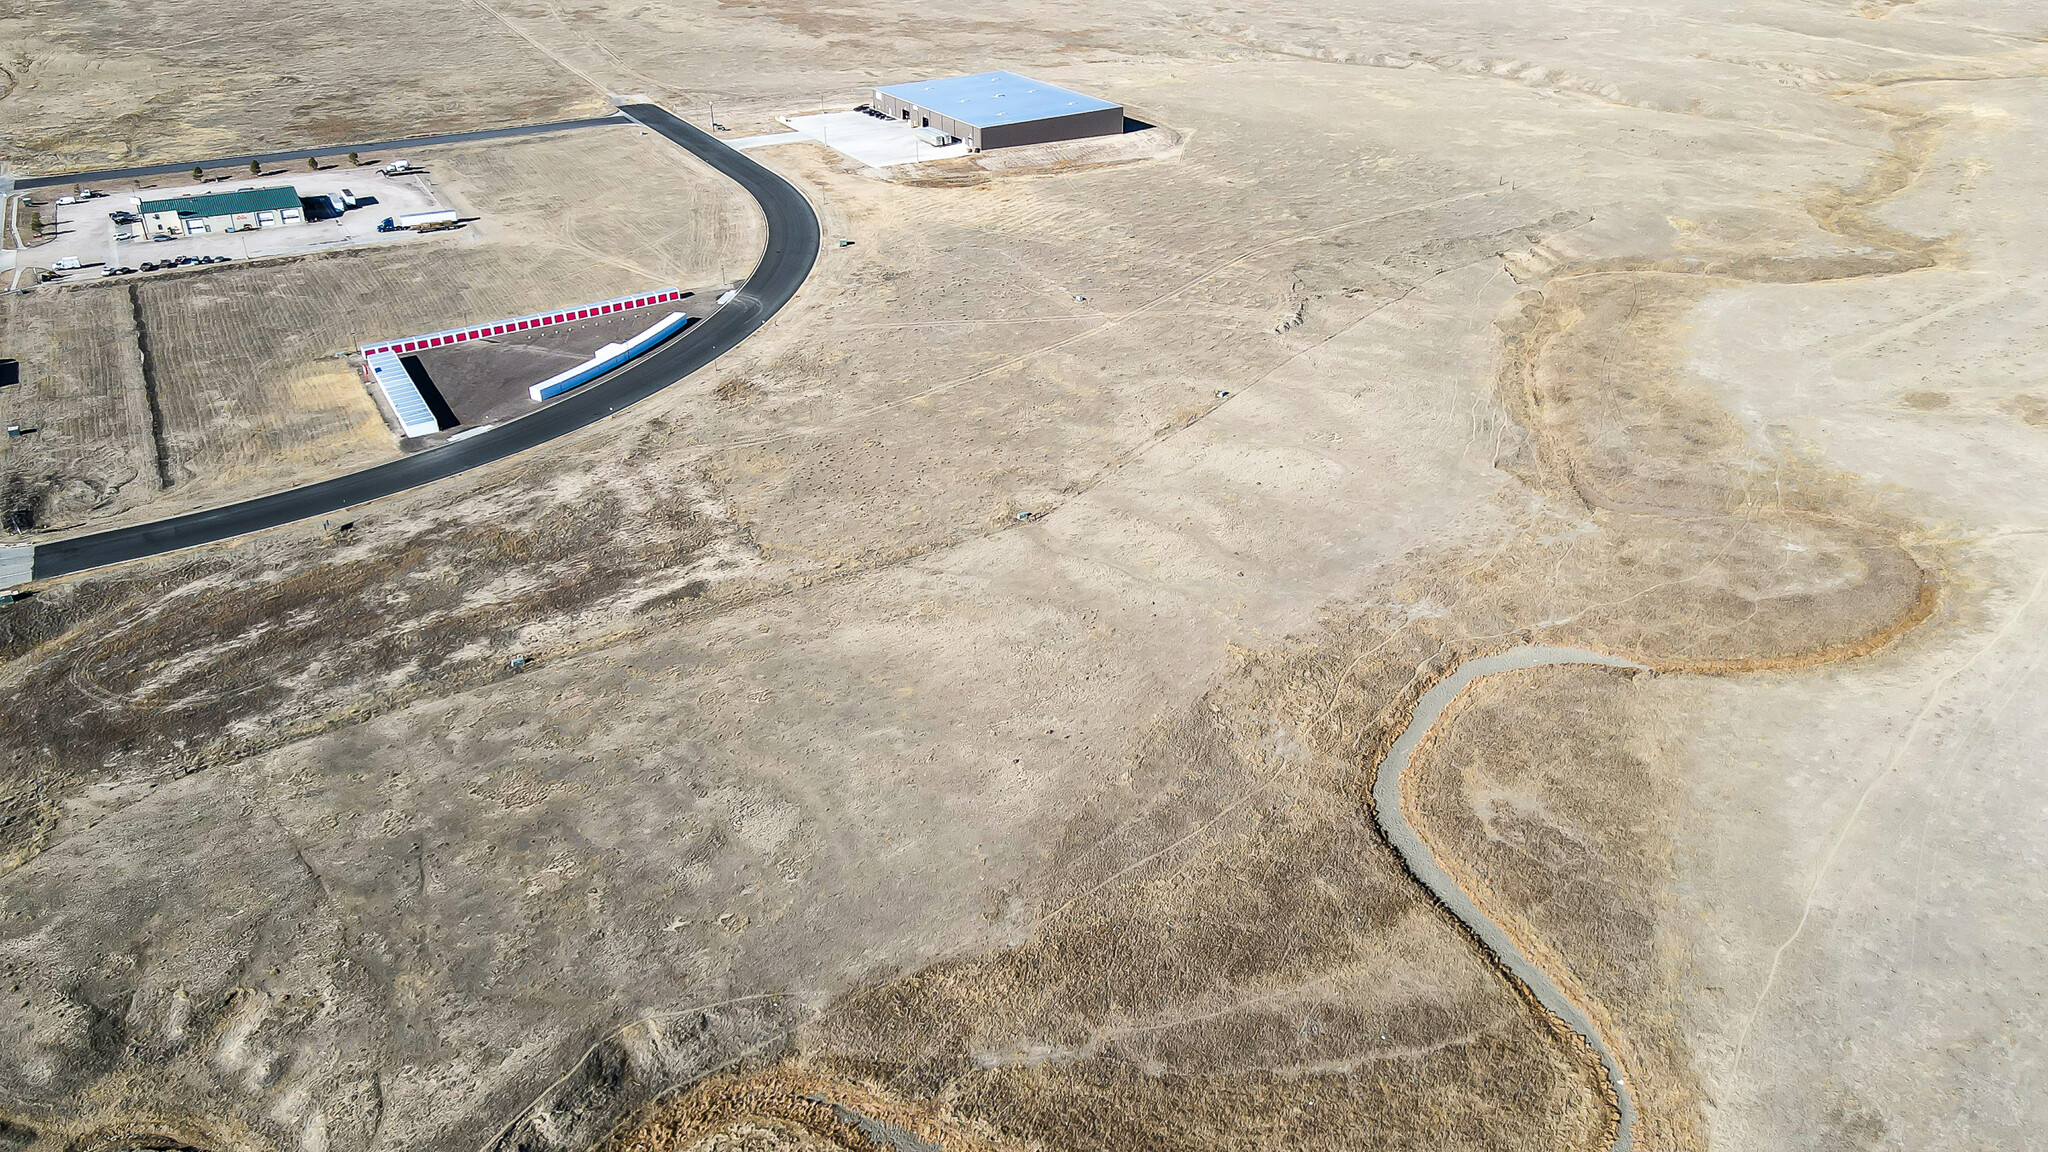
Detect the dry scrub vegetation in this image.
<box><xmin>0</xmin><ymin>286</ymin><xmax>158</xmax><ymax>527</ymax></box>
<box><xmin>0</xmin><ymin>0</ymin><xmax>608</xmax><ymax>174</ymax></box>
<box><xmin>1406</xmin><ymin>667</ymin><xmax>1703</xmax><ymax>1151</ymax></box>
<box><xmin>587</xmin><ymin>106</ymin><xmax>1951</xmax><ymax>1152</ymax></box>
<box><xmin>0</xmin><ymin>28</ymin><xmax>1989</xmax><ymax>1149</ymax></box>
<box><xmin>0</xmin><ymin>426</ymin><xmax>745</xmax><ymax>872</ymax></box>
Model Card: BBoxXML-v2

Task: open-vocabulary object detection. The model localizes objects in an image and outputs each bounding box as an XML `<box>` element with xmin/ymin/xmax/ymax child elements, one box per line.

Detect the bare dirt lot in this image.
<box><xmin>0</xmin><ymin>124</ymin><xmax>763</xmax><ymax>532</ymax></box>
<box><xmin>2</xmin><ymin>4</ymin><xmax>2047</xmax><ymax>1152</ymax></box>
<box><xmin>0</xmin><ymin>0</ymin><xmax>611</xmax><ymax>175</ymax></box>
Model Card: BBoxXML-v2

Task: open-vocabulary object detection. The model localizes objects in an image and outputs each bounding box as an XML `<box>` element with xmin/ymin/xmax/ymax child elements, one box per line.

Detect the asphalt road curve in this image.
<box><xmin>30</xmin><ymin>104</ymin><xmax>819</xmax><ymax>581</ymax></box>
<box><xmin>9</xmin><ymin>116</ymin><xmax>627</xmax><ymax>191</ymax></box>
<box><xmin>1372</xmin><ymin>645</ymin><xmax>1647</xmax><ymax>1152</ymax></box>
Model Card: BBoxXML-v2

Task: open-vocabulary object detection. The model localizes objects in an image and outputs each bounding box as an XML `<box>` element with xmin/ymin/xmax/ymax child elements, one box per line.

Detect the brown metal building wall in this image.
<box><xmin>978</xmin><ymin>105</ymin><xmax>1124</xmax><ymax>150</ymax></box>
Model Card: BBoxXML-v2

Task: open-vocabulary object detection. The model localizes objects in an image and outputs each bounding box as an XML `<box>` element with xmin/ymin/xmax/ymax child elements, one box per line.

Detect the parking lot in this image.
<box><xmin>763</xmin><ymin>111</ymin><xmax>973</xmax><ymax>167</ymax></box>
<box><xmin>15</xmin><ymin>168</ymin><xmax>452</xmax><ymax>281</ymax></box>
<box><xmin>399</xmin><ymin>290</ymin><xmax>724</xmax><ymax>433</ymax></box>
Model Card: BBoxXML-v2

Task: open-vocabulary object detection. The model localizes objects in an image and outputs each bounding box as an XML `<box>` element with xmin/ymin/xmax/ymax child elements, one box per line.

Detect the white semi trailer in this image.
<box><xmin>379</xmin><ymin>210</ymin><xmax>460</xmax><ymax>232</ymax></box>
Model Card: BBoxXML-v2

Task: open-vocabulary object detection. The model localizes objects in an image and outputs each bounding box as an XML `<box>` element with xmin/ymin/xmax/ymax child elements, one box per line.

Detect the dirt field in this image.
<box><xmin>0</xmin><ymin>124</ymin><xmax>763</xmax><ymax>531</ymax></box>
<box><xmin>3</xmin><ymin>4</ymin><xmax>2048</xmax><ymax>1152</ymax></box>
<box><xmin>0</xmin><ymin>0</ymin><xmax>610</xmax><ymax>175</ymax></box>
<box><xmin>0</xmin><ymin>287</ymin><xmax>158</xmax><ymax>526</ymax></box>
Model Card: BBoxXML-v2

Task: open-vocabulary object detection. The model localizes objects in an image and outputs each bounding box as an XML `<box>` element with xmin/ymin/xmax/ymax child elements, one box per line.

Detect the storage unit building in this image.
<box><xmin>138</xmin><ymin>187</ymin><xmax>306</xmax><ymax>238</ymax></box>
<box><xmin>872</xmin><ymin>71</ymin><xmax>1123</xmax><ymax>152</ymax></box>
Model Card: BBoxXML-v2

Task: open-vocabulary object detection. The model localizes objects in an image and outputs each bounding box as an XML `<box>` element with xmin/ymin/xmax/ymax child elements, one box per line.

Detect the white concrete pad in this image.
<box><xmin>730</xmin><ymin>132</ymin><xmax>808</xmax><ymax>151</ymax></box>
<box><xmin>0</xmin><ymin>545</ymin><xmax>33</xmax><ymax>588</ymax></box>
<box><xmin>780</xmin><ymin>112</ymin><xmax>972</xmax><ymax>167</ymax></box>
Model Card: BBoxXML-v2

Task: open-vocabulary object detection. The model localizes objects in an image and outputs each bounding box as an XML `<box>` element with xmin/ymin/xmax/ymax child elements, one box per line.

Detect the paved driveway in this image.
<box><xmin>779</xmin><ymin>112</ymin><xmax>972</xmax><ymax>166</ymax></box>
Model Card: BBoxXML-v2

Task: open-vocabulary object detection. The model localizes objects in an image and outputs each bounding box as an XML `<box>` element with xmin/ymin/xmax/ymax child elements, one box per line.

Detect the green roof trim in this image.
<box><xmin>139</xmin><ymin>186</ymin><xmax>303</xmax><ymax>218</ymax></box>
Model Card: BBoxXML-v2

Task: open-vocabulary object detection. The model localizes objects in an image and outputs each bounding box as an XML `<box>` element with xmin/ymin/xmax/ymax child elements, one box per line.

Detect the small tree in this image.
<box><xmin>192</xmin><ymin>166</ymin><xmax>205</xmax><ymax>183</ymax></box>
<box><xmin>249</xmin><ymin>159</ymin><xmax>262</xmax><ymax>176</ymax></box>
<box><xmin>306</xmin><ymin>156</ymin><xmax>319</xmax><ymax>171</ymax></box>
<box><xmin>347</xmin><ymin>152</ymin><xmax>360</xmax><ymax>167</ymax></box>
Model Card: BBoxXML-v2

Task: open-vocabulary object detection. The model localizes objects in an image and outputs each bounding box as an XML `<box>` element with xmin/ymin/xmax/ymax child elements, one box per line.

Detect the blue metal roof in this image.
<box><xmin>875</xmin><ymin>71</ymin><xmax>1120</xmax><ymax>129</ymax></box>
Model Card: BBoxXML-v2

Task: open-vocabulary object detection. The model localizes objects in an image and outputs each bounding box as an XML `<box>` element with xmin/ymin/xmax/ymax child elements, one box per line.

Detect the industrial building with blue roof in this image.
<box><xmin>873</xmin><ymin>71</ymin><xmax>1124</xmax><ymax>151</ymax></box>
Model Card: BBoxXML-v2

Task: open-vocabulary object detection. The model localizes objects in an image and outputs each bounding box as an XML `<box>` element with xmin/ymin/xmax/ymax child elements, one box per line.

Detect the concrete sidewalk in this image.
<box><xmin>730</xmin><ymin>132</ymin><xmax>808</xmax><ymax>151</ymax></box>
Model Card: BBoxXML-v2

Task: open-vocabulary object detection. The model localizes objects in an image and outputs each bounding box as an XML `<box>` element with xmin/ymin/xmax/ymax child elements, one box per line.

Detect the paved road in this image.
<box><xmin>1373</xmin><ymin>645</ymin><xmax>1646</xmax><ymax>1152</ymax></box>
<box><xmin>8</xmin><ymin>116</ymin><xmax>627</xmax><ymax>191</ymax></box>
<box><xmin>30</xmin><ymin>104</ymin><xmax>819</xmax><ymax>581</ymax></box>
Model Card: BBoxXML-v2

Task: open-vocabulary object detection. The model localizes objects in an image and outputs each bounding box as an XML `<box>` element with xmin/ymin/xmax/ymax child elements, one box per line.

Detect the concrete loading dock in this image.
<box><xmin>872</xmin><ymin>71</ymin><xmax>1123</xmax><ymax>151</ymax></box>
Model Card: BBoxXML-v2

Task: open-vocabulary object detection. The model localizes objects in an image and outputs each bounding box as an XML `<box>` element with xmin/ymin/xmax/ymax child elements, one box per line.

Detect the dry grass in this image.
<box><xmin>428</xmin><ymin>125</ymin><xmax>765</xmax><ymax>290</ymax></box>
<box><xmin>599</xmin><ymin>682</ymin><xmax>1611</xmax><ymax>1152</ymax></box>
<box><xmin>0</xmin><ymin>284</ymin><xmax>157</xmax><ymax>530</ymax></box>
<box><xmin>0</xmin><ymin>0</ymin><xmax>610</xmax><ymax>175</ymax></box>
<box><xmin>597</xmin><ymin>89</ymin><xmax>1954</xmax><ymax>1152</ymax></box>
<box><xmin>0</xmin><ymin>32</ymin><xmax>1983</xmax><ymax>1152</ymax></box>
<box><xmin>1406</xmin><ymin>667</ymin><xmax>1706</xmax><ymax>1152</ymax></box>
<box><xmin>133</xmin><ymin>270</ymin><xmax>395</xmax><ymax>501</ymax></box>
